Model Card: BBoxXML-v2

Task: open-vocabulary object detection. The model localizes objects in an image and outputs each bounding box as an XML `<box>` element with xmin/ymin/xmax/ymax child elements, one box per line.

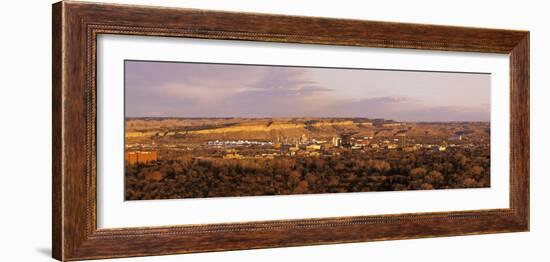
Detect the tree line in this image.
<box><xmin>125</xmin><ymin>148</ymin><xmax>490</xmax><ymax>200</ymax></box>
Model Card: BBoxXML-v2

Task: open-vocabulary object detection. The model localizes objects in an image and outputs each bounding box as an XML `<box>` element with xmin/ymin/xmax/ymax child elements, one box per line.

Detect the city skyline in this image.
<box><xmin>125</xmin><ymin>60</ymin><xmax>491</xmax><ymax>122</ymax></box>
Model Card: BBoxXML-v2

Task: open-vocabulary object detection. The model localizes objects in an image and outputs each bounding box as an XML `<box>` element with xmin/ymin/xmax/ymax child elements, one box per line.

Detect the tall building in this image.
<box><xmin>301</xmin><ymin>133</ymin><xmax>308</xmax><ymax>144</ymax></box>
<box><xmin>341</xmin><ymin>134</ymin><xmax>352</xmax><ymax>148</ymax></box>
<box><xmin>397</xmin><ymin>134</ymin><xmax>406</xmax><ymax>147</ymax></box>
<box><xmin>332</xmin><ymin>136</ymin><xmax>342</xmax><ymax>147</ymax></box>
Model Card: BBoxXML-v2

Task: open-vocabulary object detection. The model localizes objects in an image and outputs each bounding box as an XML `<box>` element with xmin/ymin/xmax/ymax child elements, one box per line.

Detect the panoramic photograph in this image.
<box><xmin>124</xmin><ymin>60</ymin><xmax>491</xmax><ymax>200</ymax></box>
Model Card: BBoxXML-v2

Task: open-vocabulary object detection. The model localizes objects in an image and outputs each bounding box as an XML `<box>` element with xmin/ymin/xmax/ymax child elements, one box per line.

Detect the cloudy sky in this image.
<box><xmin>125</xmin><ymin>60</ymin><xmax>490</xmax><ymax>122</ymax></box>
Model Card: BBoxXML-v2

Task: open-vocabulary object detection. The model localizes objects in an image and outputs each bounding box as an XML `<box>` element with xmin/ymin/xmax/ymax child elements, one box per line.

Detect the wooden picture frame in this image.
<box><xmin>52</xmin><ymin>1</ymin><xmax>529</xmax><ymax>261</ymax></box>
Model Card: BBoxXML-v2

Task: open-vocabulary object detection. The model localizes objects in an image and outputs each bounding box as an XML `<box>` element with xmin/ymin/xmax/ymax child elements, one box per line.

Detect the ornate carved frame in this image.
<box><xmin>52</xmin><ymin>1</ymin><xmax>529</xmax><ymax>261</ymax></box>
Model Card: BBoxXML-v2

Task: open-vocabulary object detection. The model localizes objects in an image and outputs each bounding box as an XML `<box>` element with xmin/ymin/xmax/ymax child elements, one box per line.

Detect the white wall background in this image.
<box><xmin>0</xmin><ymin>0</ymin><xmax>546</xmax><ymax>261</ymax></box>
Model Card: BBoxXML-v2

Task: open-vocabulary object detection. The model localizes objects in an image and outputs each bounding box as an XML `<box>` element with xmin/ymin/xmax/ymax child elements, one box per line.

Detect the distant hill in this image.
<box><xmin>125</xmin><ymin>117</ymin><xmax>490</xmax><ymax>142</ymax></box>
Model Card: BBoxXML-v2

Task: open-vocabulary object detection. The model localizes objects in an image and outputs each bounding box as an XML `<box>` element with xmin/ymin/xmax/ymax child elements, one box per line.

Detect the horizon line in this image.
<box><xmin>124</xmin><ymin>116</ymin><xmax>490</xmax><ymax>123</ymax></box>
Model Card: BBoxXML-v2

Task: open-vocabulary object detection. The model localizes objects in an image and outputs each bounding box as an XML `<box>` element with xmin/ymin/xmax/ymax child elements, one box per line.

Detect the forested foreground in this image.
<box><xmin>125</xmin><ymin>149</ymin><xmax>490</xmax><ymax>200</ymax></box>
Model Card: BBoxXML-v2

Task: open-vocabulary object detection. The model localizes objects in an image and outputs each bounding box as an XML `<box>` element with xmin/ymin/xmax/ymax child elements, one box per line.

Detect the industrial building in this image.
<box><xmin>125</xmin><ymin>151</ymin><xmax>158</xmax><ymax>164</ymax></box>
